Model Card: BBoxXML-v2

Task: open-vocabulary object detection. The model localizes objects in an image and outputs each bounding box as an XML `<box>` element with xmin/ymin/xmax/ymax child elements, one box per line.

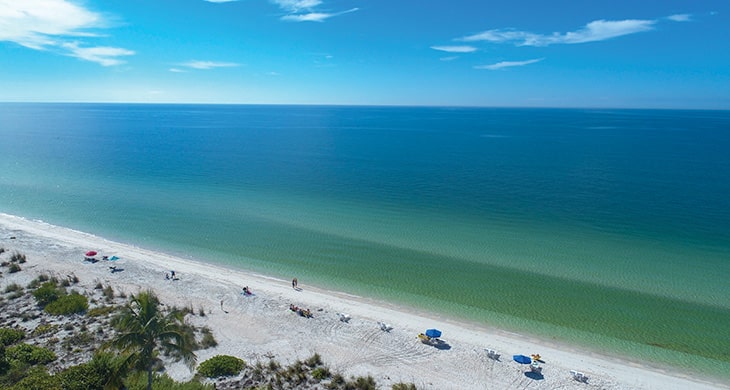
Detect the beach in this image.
<box><xmin>1</xmin><ymin>213</ymin><xmax>726</xmax><ymax>390</ymax></box>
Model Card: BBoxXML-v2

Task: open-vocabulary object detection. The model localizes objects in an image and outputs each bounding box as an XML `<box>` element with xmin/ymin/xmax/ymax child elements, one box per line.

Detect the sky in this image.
<box><xmin>1</xmin><ymin>0</ymin><xmax>729</xmax><ymax>109</ymax></box>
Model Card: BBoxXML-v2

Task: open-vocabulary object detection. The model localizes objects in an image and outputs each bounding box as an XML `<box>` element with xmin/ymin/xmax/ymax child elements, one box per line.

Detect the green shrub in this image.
<box><xmin>305</xmin><ymin>353</ymin><xmax>322</xmax><ymax>367</ymax></box>
<box><xmin>32</xmin><ymin>324</ymin><xmax>58</xmax><ymax>337</ymax></box>
<box><xmin>199</xmin><ymin>327</ymin><xmax>217</xmax><ymax>349</ymax></box>
<box><xmin>87</xmin><ymin>305</ymin><xmax>116</xmax><ymax>317</ymax></box>
<box><xmin>57</xmin><ymin>353</ymin><xmax>125</xmax><ymax>390</ymax></box>
<box><xmin>197</xmin><ymin>355</ymin><xmax>245</xmax><ymax>378</ymax></box>
<box><xmin>0</xmin><ymin>328</ymin><xmax>25</xmax><ymax>346</ymax></box>
<box><xmin>7</xmin><ymin>263</ymin><xmax>21</xmax><ymax>273</ymax></box>
<box><xmin>392</xmin><ymin>383</ymin><xmax>418</xmax><ymax>390</ymax></box>
<box><xmin>6</xmin><ymin>343</ymin><xmax>57</xmax><ymax>365</ymax></box>
<box><xmin>10</xmin><ymin>252</ymin><xmax>26</xmax><ymax>263</ymax></box>
<box><xmin>7</xmin><ymin>366</ymin><xmax>60</xmax><ymax>390</ymax></box>
<box><xmin>311</xmin><ymin>366</ymin><xmax>331</xmax><ymax>380</ymax></box>
<box><xmin>45</xmin><ymin>292</ymin><xmax>88</xmax><ymax>315</ymax></box>
<box><xmin>32</xmin><ymin>282</ymin><xmax>61</xmax><ymax>306</ymax></box>
<box><xmin>3</xmin><ymin>283</ymin><xmax>22</xmax><ymax>294</ymax></box>
<box><xmin>347</xmin><ymin>375</ymin><xmax>376</xmax><ymax>390</ymax></box>
<box><xmin>124</xmin><ymin>371</ymin><xmax>213</xmax><ymax>390</ymax></box>
<box><xmin>102</xmin><ymin>285</ymin><xmax>114</xmax><ymax>301</ymax></box>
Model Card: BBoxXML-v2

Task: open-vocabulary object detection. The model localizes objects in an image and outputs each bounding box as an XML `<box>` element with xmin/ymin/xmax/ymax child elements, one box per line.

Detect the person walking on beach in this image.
<box><xmin>292</xmin><ymin>278</ymin><xmax>298</xmax><ymax>289</ymax></box>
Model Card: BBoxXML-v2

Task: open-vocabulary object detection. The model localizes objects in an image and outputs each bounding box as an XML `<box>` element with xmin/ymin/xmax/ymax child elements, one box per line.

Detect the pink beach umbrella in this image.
<box><xmin>85</xmin><ymin>251</ymin><xmax>97</xmax><ymax>257</ymax></box>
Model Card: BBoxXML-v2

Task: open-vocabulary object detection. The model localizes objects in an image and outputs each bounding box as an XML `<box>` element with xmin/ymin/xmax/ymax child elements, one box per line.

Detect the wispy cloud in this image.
<box><xmin>180</xmin><ymin>60</ymin><xmax>240</xmax><ymax>70</ymax></box>
<box><xmin>271</xmin><ymin>0</ymin><xmax>357</xmax><ymax>22</ymax></box>
<box><xmin>0</xmin><ymin>0</ymin><xmax>133</xmax><ymax>65</ymax></box>
<box><xmin>475</xmin><ymin>58</ymin><xmax>543</xmax><ymax>70</ymax></box>
<box><xmin>439</xmin><ymin>56</ymin><xmax>459</xmax><ymax>62</ymax></box>
<box><xmin>667</xmin><ymin>14</ymin><xmax>692</xmax><ymax>22</ymax></box>
<box><xmin>281</xmin><ymin>7</ymin><xmax>358</xmax><ymax>22</ymax></box>
<box><xmin>461</xmin><ymin>19</ymin><xmax>656</xmax><ymax>46</ymax></box>
<box><xmin>61</xmin><ymin>42</ymin><xmax>134</xmax><ymax>66</ymax></box>
<box><xmin>430</xmin><ymin>45</ymin><xmax>477</xmax><ymax>53</ymax></box>
<box><xmin>169</xmin><ymin>68</ymin><xmax>186</xmax><ymax>73</ymax></box>
<box><xmin>272</xmin><ymin>0</ymin><xmax>323</xmax><ymax>12</ymax></box>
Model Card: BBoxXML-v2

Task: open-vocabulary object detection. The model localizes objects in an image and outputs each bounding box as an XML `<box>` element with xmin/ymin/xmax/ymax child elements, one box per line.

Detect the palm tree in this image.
<box><xmin>109</xmin><ymin>290</ymin><xmax>196</xmax><ymax>390</ymax></box>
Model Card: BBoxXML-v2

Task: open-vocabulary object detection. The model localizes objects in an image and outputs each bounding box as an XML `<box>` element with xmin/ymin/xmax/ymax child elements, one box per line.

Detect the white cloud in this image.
<box><xmin>61</xmin><ymin>42</ymin><xmax>134</xmax><ymax>66</ymax></box>
<box><xmin>475</xmin><ymin>58</ymin><xmax>543</xmax><ymax>70</ymax></box>
<box><xmin>271</xmin><ymin>0</ymin><xmax>356</xmax><ymax>22</ymax></box>
<box><xmin>430</xmin><ymin>45</ymin><xmax>477</xmax><ymax>53</ymax></box>
<box><xmin>169</xmin><ymin>68</ymin><xmax>186</xmax><ymax>73</ymax></box>
<box><xmin>667</xmin><ymin>14</ymin><xmax>691</xmax><ymax>22</ymax></box>
<box><xmin>440</xmin><ymin>56</ymin><xmax>459</xmax><ymax>61</ymax></box>
<box><xmin>281</xmin><ymin>7</ymin><xmax>358</xmax><ymax>22</ymax></box>
<box><xmin>272</xmin><ymin>0</ymin><xmax>323</xmax><ymax>12</ymax></box>
<box><xmin>180</xmin><ymin>60</ymin><xmax>240</xmax><ymax>69</ymax></box>
<box><xmin>0</xmin><ymin>0</ymin><xmax>132</xmax><ymax>65</ymax></box>
<box><xmin>462</xmin><ymin>19</ymin><xmax>656</xmax><ymax>46</ymax></box>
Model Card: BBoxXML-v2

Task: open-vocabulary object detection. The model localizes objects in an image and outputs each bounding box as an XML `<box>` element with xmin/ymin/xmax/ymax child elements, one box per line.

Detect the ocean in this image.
<box><xmin>1</xmin><ymin>103</ymin><xmax>729</xmax><ymax>377</ymax></box>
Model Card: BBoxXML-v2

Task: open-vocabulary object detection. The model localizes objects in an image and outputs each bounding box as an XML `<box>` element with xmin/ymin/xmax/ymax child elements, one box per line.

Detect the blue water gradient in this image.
<box><xmin>1</xmin><ymin>104</ymin><xmax>729</xmax><ymax>376</ymax></box>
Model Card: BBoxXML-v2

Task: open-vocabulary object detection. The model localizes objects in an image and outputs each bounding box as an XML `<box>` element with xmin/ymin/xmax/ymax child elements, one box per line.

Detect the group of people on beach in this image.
<box><xmin>165</xmin><ymin>270</ymin><xmax>179</xmax><ymax>280</ymax></box>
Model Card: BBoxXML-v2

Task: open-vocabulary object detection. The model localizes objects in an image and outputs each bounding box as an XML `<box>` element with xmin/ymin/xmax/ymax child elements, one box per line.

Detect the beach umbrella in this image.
<box><xmin>85</xmin><ymin>251</ymin><xmax>97</xmax><ymax>257</ymax></box>
<box><xmin>425</xmin><ymin>328</ymin><xmax>442</xmax><ymax>338</ymax></box>
<box><xmin>513</xmin><ymin>355</ymin><xmax>532</xmax><ymax>364</ymax></box>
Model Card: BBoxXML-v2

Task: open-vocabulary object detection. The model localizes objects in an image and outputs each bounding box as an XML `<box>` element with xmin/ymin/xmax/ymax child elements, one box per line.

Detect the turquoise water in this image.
<box><xmin>1</xmin><ymin>104</ymin><xmax>729</xmax><ymax>377</ymax></box>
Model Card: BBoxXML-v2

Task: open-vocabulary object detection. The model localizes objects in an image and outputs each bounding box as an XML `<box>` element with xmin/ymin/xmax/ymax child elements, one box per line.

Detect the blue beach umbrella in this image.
<box><xmin>513</xmin><ymin>354</ymin><xmax>532</xmax><ymax>364</ymax></box>
<box><xmin>425</xmin><ymin>329</ymin><xmax>442</xmax><ymax>338</ymax></box>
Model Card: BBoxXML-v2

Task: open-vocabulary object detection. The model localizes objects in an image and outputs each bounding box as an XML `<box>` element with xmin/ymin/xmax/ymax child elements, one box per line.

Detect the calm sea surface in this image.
<box><xmin>1</xmin><ymin>104</ymin><xmax>729</xmax><ymax>376</ymax></box>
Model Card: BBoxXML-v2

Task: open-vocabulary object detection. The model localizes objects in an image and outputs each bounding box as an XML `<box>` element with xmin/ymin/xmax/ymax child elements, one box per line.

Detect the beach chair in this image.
<box><xmin>337</xmin><ymin>313</ymin><xmax>351</xmax><ymax>322</ymax></box>
<box><xmin>530</xmin><ymin>361</ymin><xmax>542</xmax><ymax>373</ymax></box>
<box><xmin>570</xmin><ymin>370</ymin><xmax>588</xmax><ymax>382</ymax></box>
<box><xmin>377</xmin><ymin>321</ymin><xmax>392</xmax><ymax>332</ymax></box>
<box><xmin>485</xmin><ymin>348</ymin><xmax>500</xmax><ymax>360</ymax></box>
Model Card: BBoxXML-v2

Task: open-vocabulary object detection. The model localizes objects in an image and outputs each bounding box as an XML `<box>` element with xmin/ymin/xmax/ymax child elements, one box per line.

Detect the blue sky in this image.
<box><xmin>1</xmin><ymin>0</ymin><xmax>728</xmax><ymax>108</ymax></box>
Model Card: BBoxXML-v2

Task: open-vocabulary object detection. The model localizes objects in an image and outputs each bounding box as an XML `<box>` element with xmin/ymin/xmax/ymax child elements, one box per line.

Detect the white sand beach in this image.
<box><xmin>0</xmin><ymin>213</ymin><xmax>726</xmax><ymax>390</ymax></box>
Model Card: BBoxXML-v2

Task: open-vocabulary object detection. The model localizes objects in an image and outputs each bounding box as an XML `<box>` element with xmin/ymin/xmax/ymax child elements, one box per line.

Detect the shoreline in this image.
<box><xmin>0</xmin><ymin>212</ymin><xmax>727</xmax><ymax>389</ymax></box>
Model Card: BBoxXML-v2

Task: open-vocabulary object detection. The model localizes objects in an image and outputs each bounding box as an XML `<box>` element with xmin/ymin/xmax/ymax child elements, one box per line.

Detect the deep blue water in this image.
<box><xmin>1</xmin><ymin>103</ymin><xmax>730</xmax><ymax>375</ymax></box>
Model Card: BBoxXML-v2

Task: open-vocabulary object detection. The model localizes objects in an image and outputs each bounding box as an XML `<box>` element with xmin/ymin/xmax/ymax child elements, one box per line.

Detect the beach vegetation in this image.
<box><xmin>57</xmin><ymin>352</ymin><xmax>127</xmax><ymax>390</ymax></box>
<box><xmin>26</xmin><ymin>274</ymin><xmax>49</xmax><ymax>289</ymax></box>
<box><xmin>0</xmin><ymin>328</ymin><xmax>25</xmax><ymax>346</ymax></box>
<box><xmin>32</xmin><ymin>323</ymin><xmax>58</xmax><ymax>337</ymax></box>
<box><xmin>3</xmin><ymin>283</ymin><xmax>22</xmax><ymax>294</ymax></box>
<box><xmin>392</xmin><ymin>383</ymin><xmax>418</xmax><ymax>390</ymax></box>
<box><xmin>88</xmin><ymin>305</ymin><xmax>117</xmax><ymax>317</ymax></box>
<box><xmin>4</xmin><ymin>366</ymin><xmax>60</xmax><ymax>390</ymax></box>
<box><xmin>5</xmin><ymin>343</ymin><xmax>56</xmax><ymax>365</ymax></box>
<box><xmin>311</xmin><ymin>366</ymin><xmax>331</xmax><ymax>380</ymax></box>
<box><xmin>45</xmin><ymin>291</ymin><xmax>89</xmax><ymax>315</ymax></box>
<box><xmin>197</xmin><ymin>354</ymin><xmax>244</xmax><ymax>378</ymax></box>
<box><xmin>125</xmin><ymin>371</ymin><xmax>213</xmax><ymax>390</ymax></box>
<box><xmin>198</xmin><ymin>327</ymin><xmax>217</xmax><ymax>349</ymax></box>
<box><xmin>7</xmin><ymin>263</ymin><xmax>21</xmax><ymax>273</ymax></box>
<box><xmin>32</xmin><ymin>281</ymin><xmax>61</xmax><ymax>306</ymax></box>
<box><xmin>95</xmin><ymin>281</ymin><xmax>104</xmax><ymax>290</ymax></box>
<box><xmin>0</xmin><ymin>261</ymin><xmax>8</xmax><ymax>267</ymax></box>
<box><xmin>109</xmin><ymin>290</ymin><xmax>196</xmax><ymax>390</ymax></box>
<box><xmin>103</xmin><ymin>285</ymin><xmax>115</xmax><ymax>302</ymax></box>
<box><xmin>9</xmin><ymin>252</ymin><xmax>26</xmax><ymax>263</ymax></box>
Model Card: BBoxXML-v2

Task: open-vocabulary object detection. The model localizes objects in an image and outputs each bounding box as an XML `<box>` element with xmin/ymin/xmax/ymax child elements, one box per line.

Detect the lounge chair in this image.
<box><xmin>485</xmin><ymin>348</ymin><xmax>500</xmax><ymax>360</ymax></box>
<box><xmin>570</xmin><ymin>370</ymin><xmax>588</xmax><ymax>382</ymax></box>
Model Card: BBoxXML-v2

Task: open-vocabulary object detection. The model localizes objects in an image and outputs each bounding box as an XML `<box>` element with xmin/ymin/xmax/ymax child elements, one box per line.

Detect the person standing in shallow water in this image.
<box><xmin>292</xmin><ymin>278</ymin><xmax>298</xmax><ymax>289</ymax></box>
